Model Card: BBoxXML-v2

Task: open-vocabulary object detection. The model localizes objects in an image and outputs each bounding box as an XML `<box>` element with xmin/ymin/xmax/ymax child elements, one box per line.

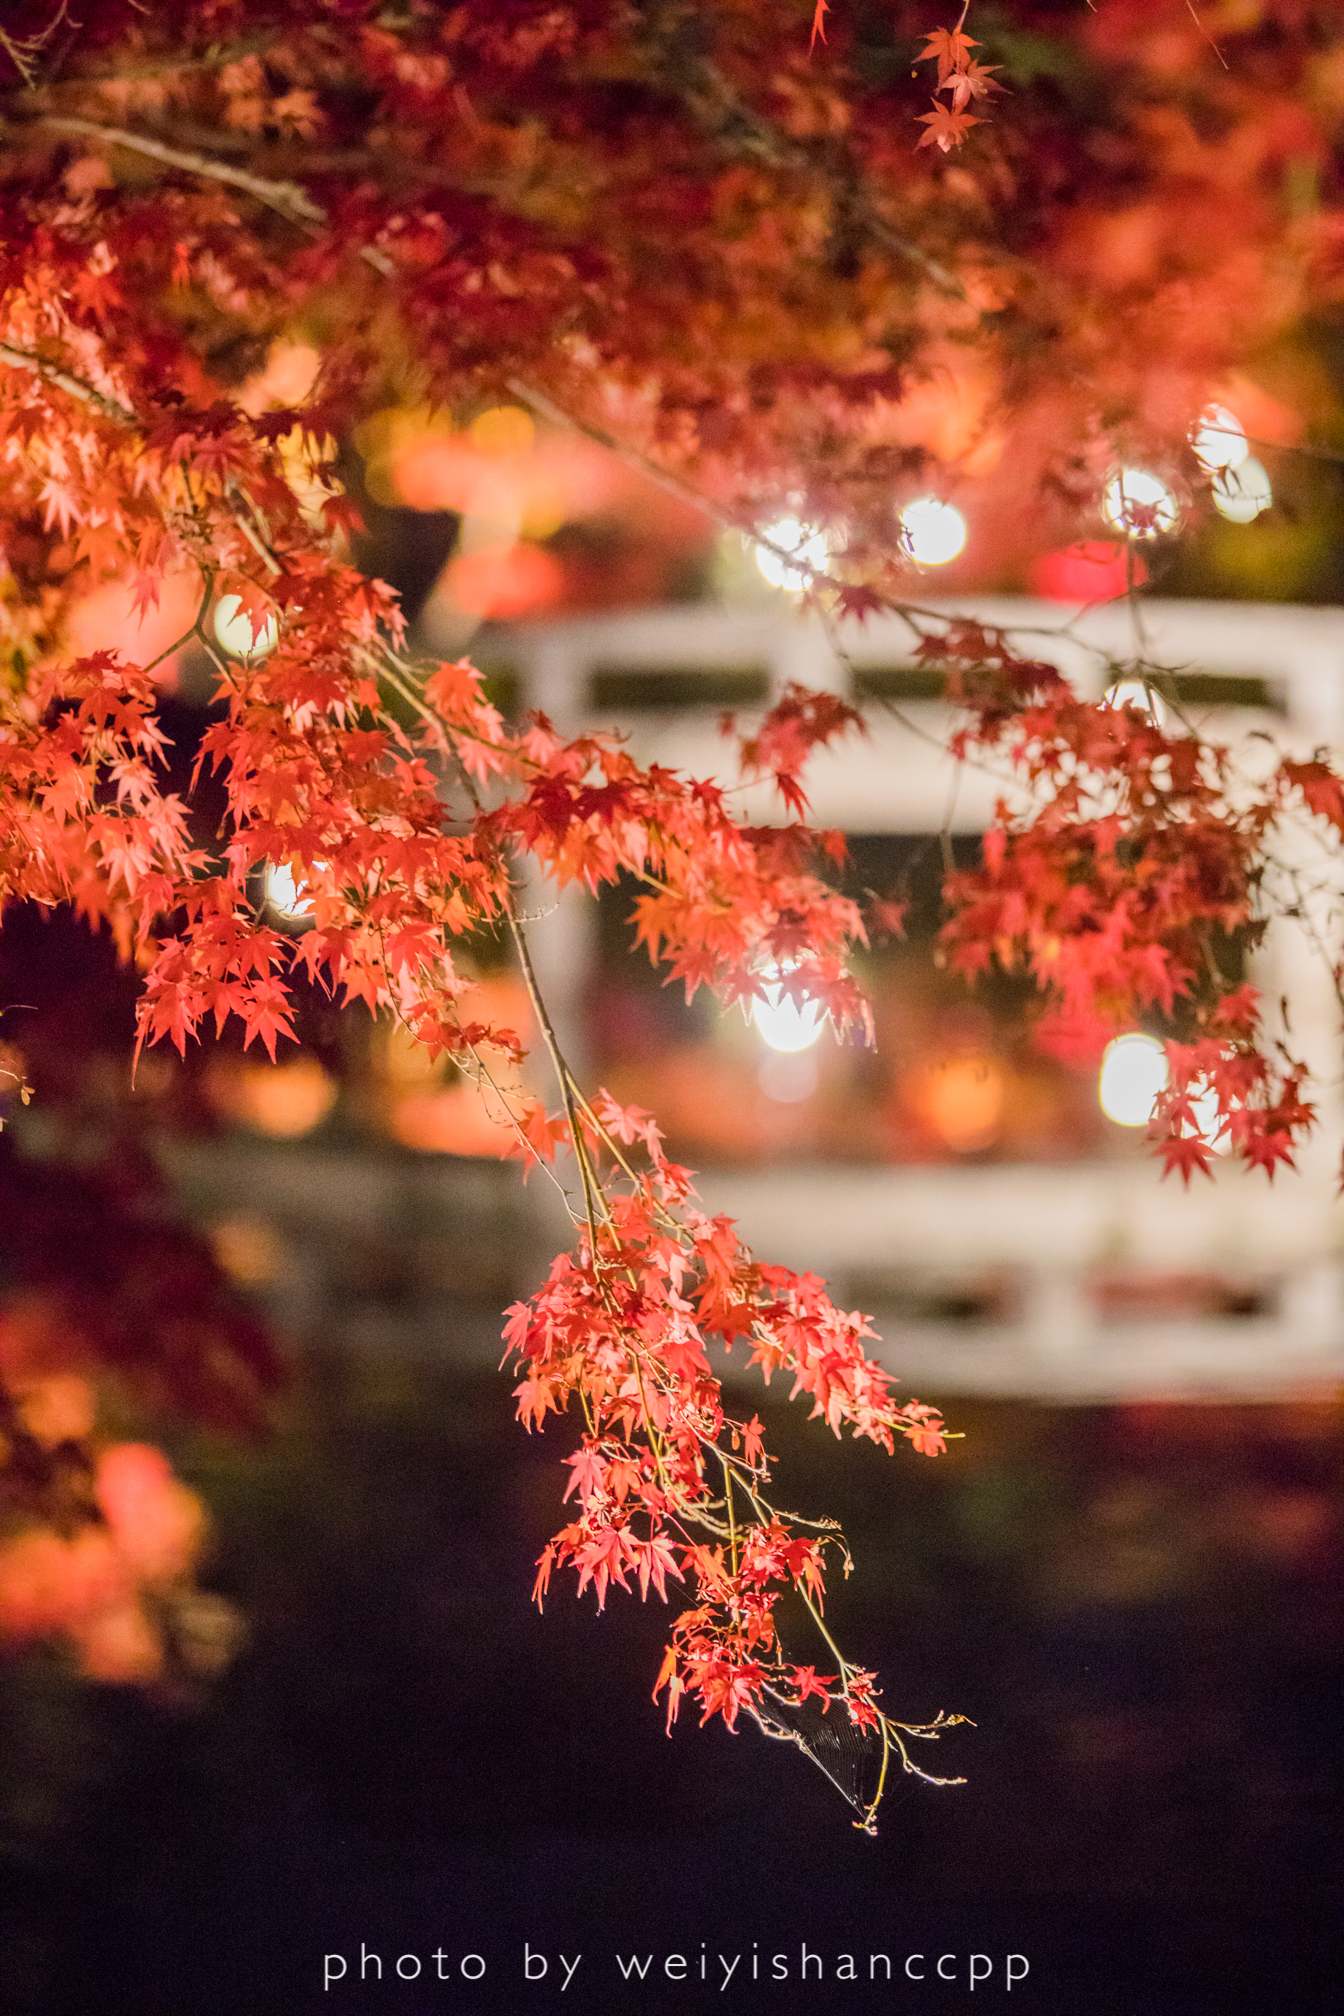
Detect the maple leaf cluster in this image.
<box><xmin>915</xmin><ymin>10</ymin><xmax>1004</xmax><ymax>155</ymax></box>
<box><xmin>925</xmin><ymin>622</ymin><xmax>1326</xmax><ymax>1183</ymax></box>
<box><xmin>0</xmin><ymin>0</ymin><xmax>1340</xmax><ymax>1822</ymax></box>
<box><xmin>514</xmin><ymin>1105</ymin><xmax>963</xmax><ymax>1814</ymax></box>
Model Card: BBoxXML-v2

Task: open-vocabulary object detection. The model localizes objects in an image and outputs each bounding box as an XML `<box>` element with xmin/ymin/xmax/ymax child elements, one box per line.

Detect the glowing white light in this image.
<box><xmin>1101</xmin><ymin>469</ymin><xmax>1179</xmax><ymax>540</ymax></box>
<box><xmin>213</xmin><ymin>593</ymin><xmax>279</xmax><ymax>660</ymax></box>
<box><xmin>752</xmin><ymin>972</ymin><xmax>826</xmax><ymax>1053</ymax></box>
<box><xmin>264</xmin><ymin>860</ymin><xmax>316</xmax><ymax>923</ymax></box>
<box><xmin>1188</xmin><ymin>1081</ymin><xmax>1232</xmax><ymax>1156</ymax></box>
<box><xmin>1098</xmin><ymin>1032</ymin><xmax>1168</xmax><ymax>1127</ymax></box>
<box><xmin>900</xmin><ymin>496</ymin><xmax>967</xmax><ymax>567</ymax></box>
<box><xmin>1192</xmin><ymin>405</ymin><xmax>1249</xmax><ymax>474</ymax></box>
<box><xmin>755</xmin><ymin>518</ymin><xmax>829</xmax><ymax>591</ymax></box>
<box><xmin>1099</xmin><ymin>1033</ymin><xmax>1232</xmax><ymax>1150</ymax></box>
<box><xmin>1104</xmin><ymin>678</ymin><xmax>1168</xmax><ymax>728</ymax></box>
<box><xmin>1212</xmin><ymin>456</ymin><xmax>1272</xmax><ymax>525</ymax></box>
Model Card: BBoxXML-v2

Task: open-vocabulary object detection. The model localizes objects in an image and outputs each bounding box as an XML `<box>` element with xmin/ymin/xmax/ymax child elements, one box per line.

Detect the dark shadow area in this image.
<box><xmin>1</xmin><ymin>1350</ymin><xmax>1337</xmax><ymax>2016</ymax></box>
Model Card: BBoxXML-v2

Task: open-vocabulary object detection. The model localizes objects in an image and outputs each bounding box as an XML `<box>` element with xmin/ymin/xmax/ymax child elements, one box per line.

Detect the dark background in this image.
<box><xmin>1</xmin><ymin>1311</ymin><xmax>1337</xmax><ymax>2016</ymax></box>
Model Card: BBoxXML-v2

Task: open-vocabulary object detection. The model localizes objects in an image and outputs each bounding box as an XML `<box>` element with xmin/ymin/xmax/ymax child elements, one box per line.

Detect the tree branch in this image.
<box><xmin>0</xmin><ymin>341</ymin><xmax>136</xmax><ymax>427</ymax></box>
<box><xmin>39</xmin><ymin>114</ymin><xmax>328</xmax><ymax>228</ymax></box>
<box><xmin>37</xmin><ymin>113</ymin><xmax>396</xmax><ymax>273</ymax></box>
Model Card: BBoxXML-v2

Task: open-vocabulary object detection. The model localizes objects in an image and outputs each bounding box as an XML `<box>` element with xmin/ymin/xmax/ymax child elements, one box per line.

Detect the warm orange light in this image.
<box><xmin>96</xmin><ymin>1443</ymin><xmax>205</xmax><ymax>1580</ymax></box>
<box><xmin>469</xmin><ymin>405</ymin><xmax>535</xmax><ymax>456</ymax></box>
<box><xmin>389</xmin><ymin>1082</ymin><xmax>525</xmax><ymax>1156</ymax></box>
<box><xmin>378</xmin><ymin>980</ymin><xmax>535</xmax><ymax>1154</ymax></box>
<box><xmin>914</xmin><ymin>1052</ymin><xmax>1004</xmax><ymax>1153</ymax></box>
<box><xmin>236</xmin><ymin>339</ymin><xmax>322</xmax><ymax>415</ymax></box>
<box><xmin>12</xmin><ymin>1374</ymin><xmax>95</xmax><ymax>1446</ymax></box>
<box><xmin>445</xmin><ymin>541</ymin><xmax>565</xmax><ymax>618</ymax></box>
<box><xmin>207</xmin><ymin>1054</ymin><xmax>338</xmax><ymax>1138</ymax></box>
<box><xmin>0</xmin><ymin>1442</ymin><xmax>209</xmax><ymax>1682</ymax></box>
<box><xmin>64</xmin><ymin>568</ymin><xmax>205</xmax><ymax>690</ymax></box>
<box><xmin>210</xmin><ymin>1214</ymin><xmax>287</xmax><ymax>1287</ymax></box>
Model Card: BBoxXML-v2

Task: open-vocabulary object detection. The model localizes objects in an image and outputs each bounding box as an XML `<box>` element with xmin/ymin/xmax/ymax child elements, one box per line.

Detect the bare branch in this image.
<box><xmin>0</xmin><ymin>340</ymin><xmax>135</xmax><ymax>427</ymax></box>
<box><xmin>36</xmin><ymin>114</ymin><xmax>397</xmax><ymax>273</ymax></box>
<box><xmin>0</xmin><ymin>2</ymin><xmax>75</xmax><ymax>92</ymax></box>
<box><xmin>39</xmin><ymin>113</ymin><xmax>328</xmax><ymax>227</ymax></box>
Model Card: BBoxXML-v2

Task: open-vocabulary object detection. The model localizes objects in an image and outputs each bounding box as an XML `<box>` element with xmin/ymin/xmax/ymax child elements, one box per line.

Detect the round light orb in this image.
<box><xmin>1192</xmin><ymin>405</ymin><xmax>1249</xmax><ymax>474</ymax></box>
<box><xmin>755</xmin><ymin>518</ymin><xmax>829</xmax><ymax>592</ymax></box>
<box><xmin>1212</xmin><ymin>456</ymin><xmax>1272</xmax><ymax>525</ymax></box>
<box><xmin>752</xmin><ymin>974</ymin><xmax>826</xmax><ymax>1054</ymax></box>
<box><xmin>1098</xmin><ymin>1032</ymin><xmax>1168</xmax><ymax>1127</ymax></box>
<box><xmin>213</xmin><ymin>593</ymin><xmax>279</xmax><ymax>660</ymax></box>
<box><xmin>900</xmin><ymin>496</ymin><xmax>967</xmax><ymax>567</ymax></box>
<box><xmin>264</xmin><ymin>860</ymin><xmax>315</xmax><ymax>924</ymax></box>
<box><xmin>1101</xmin><ymin>470</ymin><xmax>1179</xmax><ymax>540</ymax></box>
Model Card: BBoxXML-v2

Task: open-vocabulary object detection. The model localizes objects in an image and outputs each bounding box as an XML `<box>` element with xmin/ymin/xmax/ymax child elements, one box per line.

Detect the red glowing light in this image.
<box><xmin>1028</xmin><ymin>541</ymin><xmax>1146</xmax><ymax>604</ymax></box>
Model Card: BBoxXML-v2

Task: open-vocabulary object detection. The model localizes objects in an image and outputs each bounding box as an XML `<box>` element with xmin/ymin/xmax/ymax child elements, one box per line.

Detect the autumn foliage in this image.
<box><xmin>0</xmin><ymin>1</ymin><xmax>1342</xmax><ymax>1823</ymax></box>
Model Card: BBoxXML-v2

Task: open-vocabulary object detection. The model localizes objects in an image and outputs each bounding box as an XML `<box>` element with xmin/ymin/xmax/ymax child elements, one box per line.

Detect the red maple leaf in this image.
<box><xmin>1157</xmin><ymin>1134</ymin><xmax>1215</xmax><ymax>1185</ymax></box>
<box><xmin>915</xmin><ymin>103</ymin><xmax>984</xmax><ymax>153</ymax></box>
<box><xmin>1281</xmin><ymin>759</ymin><xmax>1344</xmax><ymax>832</ymax></box>
<box><xmin>1242</xmin><ymin>1129</ymin><xmax>1298</xmax><ymax>1180</ymax></box>
<box><xmin>917</xmin><ymin>26</ymin><xmax>980</xmax><ymax>85</ymax></box>
<box><xmin>792</xmin><ymin>1664</ymin><xmax>836</xmax><ymax>1708</ymax></box>
<box><xmin>942</xmin><ymin>58</ymin><xmax>1005</xmax><ymax>112</ymax></box>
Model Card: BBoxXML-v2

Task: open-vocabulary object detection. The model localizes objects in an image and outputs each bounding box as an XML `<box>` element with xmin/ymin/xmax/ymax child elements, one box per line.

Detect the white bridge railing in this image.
<box><xmin>493</xmin><ymin>600</ymin><xmax>1344</xmax><ymax>1400</ymax></box>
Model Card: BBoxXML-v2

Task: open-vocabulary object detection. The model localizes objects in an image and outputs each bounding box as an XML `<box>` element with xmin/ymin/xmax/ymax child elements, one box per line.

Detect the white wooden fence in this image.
<box><xmin>495</xmin><ymin>600</ymin><xmax>1344</xmax><ymax>1400</ymax></box>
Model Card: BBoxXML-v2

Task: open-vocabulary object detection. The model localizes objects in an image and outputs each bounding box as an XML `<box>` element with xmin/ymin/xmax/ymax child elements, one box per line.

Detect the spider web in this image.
<box><xmin>749</xmin><ymin>1690</ymin><xmax>884</xmax><ymax>1819</ymax></box>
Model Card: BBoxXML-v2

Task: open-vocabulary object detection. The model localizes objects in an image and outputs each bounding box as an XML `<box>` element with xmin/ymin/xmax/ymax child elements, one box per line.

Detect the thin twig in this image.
<box><xmin>1186</xmin><ymin>0</ymin><xmax>1229</xmax><ymax>69</ymax></box>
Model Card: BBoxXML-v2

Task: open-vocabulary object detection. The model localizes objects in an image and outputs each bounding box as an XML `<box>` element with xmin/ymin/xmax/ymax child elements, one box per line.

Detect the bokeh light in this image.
<box><xmin>1212</xmin><ymin>456</ymin><xmax>1273</xmax><ymax>524</ymax></box>
<box><xmin>213</xmin><ymin>593</ymin><xmax>278</xmax><ymax>660</ymax></box>
<box><xmin>469</xmin><ymin>405</ymin><xmax>536</xmax><ymax>456</ymax></box>
<box><xmin>1028</xmin><ymin>541</ymin><xmax>1142</xmax><ymax>603</ymax></box>
<box><xmin>1098</xmin><ymin>1032</ymin><xmax>1168</xmax><ymax>1126</ymax></box>
<box><xmin>264</xmin><ymin>861</ymin><xmax>316</xmax><ymax>924</ymax></box>
<box><xmin>1101</xmin><ymin>470</ymin><xmax>1179</xmax><ymax>540</ymax></box>
<box><xmin>1192</xmin><ymin>405</ymin><xmax>1249</xmax><ymax>473</ymax></box>
<box><xmin>916</xmin><ymin>1052</ymin><xmax>1004</xmax><ymax>1154</ymax></box>
<box><xmin>752</xmin><ymin>972</ymin><xmax>826</xmax><ymax>1053</ymax></box>
<box><xmin>1104</xmin><ymin>677</ymin><xmax>1168</xmax><ymax>727</ymax></box>
<box><xmin>899</xmin><ymin>496</ymin><xmax>968</xmax><ymax>567</ymax></box>
<box><xmin>444</xmin><ymin>540</ymin><xmax>565</xmax><ymax>618</ymax></box>
<box><xmin>1188</xmin><ymin>1081</ymin><xmax>1232</xmax><ymax>1154</ymax></box>
<box><xmin>1097</xmin><ymin>1036</ymin><xmax>1232</xmax><ymax>1150</ymax></box>
<box><xmin>758</xmin><ymin>1050</ymin><xmax>819</xmax><ymax>1103</ymax></box>
<box><xmin>207</xmin><ymin>1054</ymin><xmax>339</xmax><ymax>1140</ymax></box>
<box><xmin>754</xmin><ymin>518</ymin><xmax>829</xmax><ymax>591</ymax></box>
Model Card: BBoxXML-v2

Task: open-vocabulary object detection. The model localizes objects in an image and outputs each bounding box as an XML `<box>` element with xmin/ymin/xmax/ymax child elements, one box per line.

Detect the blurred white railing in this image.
<box><xmin>495</xmin><ymin>600</ymin><xmax>1344</xmax><ymax>1400</ymax></box>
